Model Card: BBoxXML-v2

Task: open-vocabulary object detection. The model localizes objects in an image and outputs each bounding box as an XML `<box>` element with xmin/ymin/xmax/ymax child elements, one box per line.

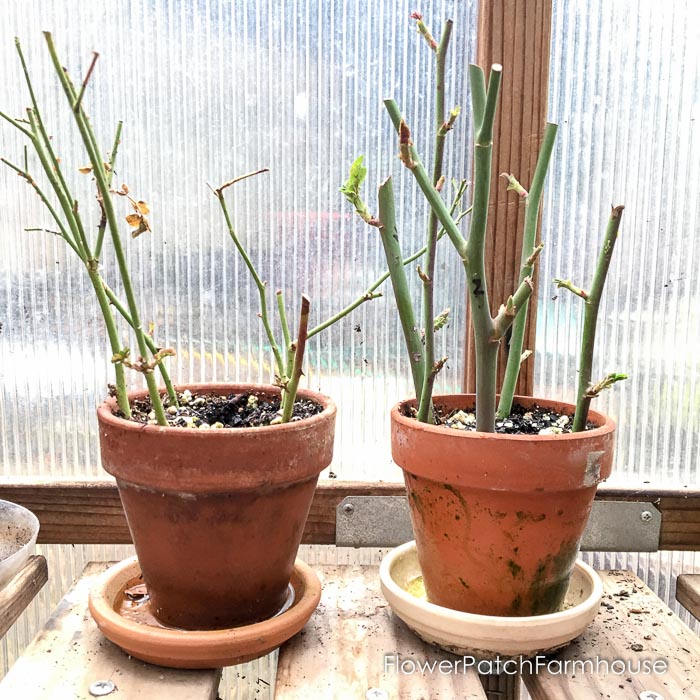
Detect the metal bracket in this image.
<box><xmin>581</xmin><ymin>501</ymin><xmax>661</xmax><ymax>551</ymax></box>
<box><xmin>336</xmin><ymin>497</ymin><xmax>661</xmax><ymax>552</ymax></box>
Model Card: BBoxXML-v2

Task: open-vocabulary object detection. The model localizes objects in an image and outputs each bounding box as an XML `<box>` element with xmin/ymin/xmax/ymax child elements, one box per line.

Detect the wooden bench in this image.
<box><xmin>275</xmin><ymin>564</ymin><xmax>488</xmax><ymax>699</ymax></box>
<box><xmin>524</xmin><ymin>570</ymin><xmax>700</xmax><ymax>699</ymax></box>
<box><xmin>2</xmin><ymin>562</ymin><xmax>699</xmax><ymax>700</ymax></box>
<box><xmin>0</xmin><ymin>555</ymin><xmax>48</xmax><ymax>638</ymax></box>
<box><xmin>677</xmin><ymin>574</ymin><xmax>700</xmax><ymax>622</ymax></box>
<box><xmin>276</xmin><ymin>567</ymin><xmax>700</xmax><ymax>700</ymax></box>
<box><xmin>0</xmin><ymin>562</ymin><xmax>221</xmax><ymax>699</ymax></box>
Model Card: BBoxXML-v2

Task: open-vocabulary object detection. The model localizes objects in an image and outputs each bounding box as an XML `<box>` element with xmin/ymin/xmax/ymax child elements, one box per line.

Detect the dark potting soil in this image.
<box><xmin>413</xmin><ymin>402</ymin><xmax>595</xmax><ymax>435</ymax></box>
<box><xmin>116</xmin><ymin>390</ymin><xmax>323</xmax><ymax>429</ymax></box>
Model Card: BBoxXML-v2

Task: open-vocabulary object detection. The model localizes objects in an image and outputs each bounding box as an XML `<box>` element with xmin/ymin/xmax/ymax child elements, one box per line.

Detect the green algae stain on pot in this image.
<box><xmin>515</xmin><ymin>510</ymin><xmax>547</xmax><ymax>523</ymax></box>
<box><xmin>527</xmin><ymin>538</ymin><xmax>580</xmax><ymax>615</ymax></box>
<box><xmin>408</xmin><ymin>489</ymin><xmax>425</xmax><ymax>520</ymax></box>
<box><xmin>488</xmin><ymin>508</ymin><xmax>508</xmax><ymax>520</ymax></box>
<box><xmin>507</xmin><ymin>560</ymin><xmax>522</xmax><ymax>578</ymax></box>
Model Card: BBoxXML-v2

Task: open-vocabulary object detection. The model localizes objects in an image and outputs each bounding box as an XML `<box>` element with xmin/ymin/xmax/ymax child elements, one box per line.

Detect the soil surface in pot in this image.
<box><xmin>112</xmin><ymin>388</ymin><xmax>323</xmax><ymax>429</ymax></box>
<box><xmin>407</xmin><ymin>402</ymin><xmax>595</xmax><ymax>435</ymax></box>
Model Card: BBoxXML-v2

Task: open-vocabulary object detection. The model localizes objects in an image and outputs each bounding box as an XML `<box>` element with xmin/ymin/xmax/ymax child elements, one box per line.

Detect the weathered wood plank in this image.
<box><xmin>275</xmin><ymin>564</ymin><xmax>488</xmax><ymax>700</ymax></box>
<box><xmin>0</xmin><ymin>555</ymin><xmax>48</xmax><ymax>638</ymax></box>
<box><xmin>524</xmin><ymin>570</ymin><xmax>700</xmax><ymax>699</ymax></box>
<box><xmin>0</xmin><ymin>480</ymin><xmax>131</xmax><ymax>544</ymax></box>
<box><xmin>466</xmin><ymin>0</ymin><xmax>554</xmax><ymax>396</ymax></box>
<box><xmin>663</xmin><ymin>511</ymin><xmax>700</xmax><ymax>522</ymax></box>
<box><xmin>0</xmin><ymin>562</ymin><xmax>221</xmax><ymax>699</ymax></box>
<box><xmin>676</xmin><ymin>574</ymin><xmax>700</xmax><ymax>621</ymax></box>
<box><xmin>661</xmin><ymin>524</ymin><xmax>700</xmax><ymax>553</ymax></box>
<box><xmin>0</xmin><ymin>479</ymin><xmax>698</xmax><ymax>549</ymax></box>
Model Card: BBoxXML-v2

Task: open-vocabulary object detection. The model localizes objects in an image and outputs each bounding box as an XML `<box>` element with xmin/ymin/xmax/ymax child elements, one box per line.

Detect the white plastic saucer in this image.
<box><xmin>380</xmin><ymin>540</ymin><xmax>603</xmax><ymax>660</ymax></box>
<box><xmin>0</xmin><ymin>500</ymin><xmax>40</xmax><ymax>591</ymax></box>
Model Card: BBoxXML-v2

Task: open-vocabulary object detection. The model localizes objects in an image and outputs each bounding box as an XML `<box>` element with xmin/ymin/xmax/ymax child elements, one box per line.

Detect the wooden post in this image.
<box><xmin>464</xmin><ymin>0</ymin><xmax>553</xmax><ymax>397</ymax></box>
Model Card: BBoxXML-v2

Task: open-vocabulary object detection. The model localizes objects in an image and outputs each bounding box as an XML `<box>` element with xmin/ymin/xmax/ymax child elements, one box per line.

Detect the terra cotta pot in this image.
<box><xmin>98</xmin><ymin>383</ymin><xmax>335</xmax><ymax>630</ymax></box>
<box><xmin>391</xmin><ymin>394</ymin><xmax>615</xmax><ymax>617</ymax></box>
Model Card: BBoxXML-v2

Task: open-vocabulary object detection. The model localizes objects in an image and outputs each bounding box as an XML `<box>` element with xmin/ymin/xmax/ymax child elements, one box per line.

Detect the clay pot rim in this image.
<box><xmin>97</xmin><ymin>382</ymin><xmax>336</xmax><ymax>437</ymax></box>
<box><xmin>89</xmin><ymin>555</ymin><xmax>321</xmax><ymax>648</ymax></box>
<box><xmin>391</xmin><ymin>393</ymin><xmax>616</xmax><ymax>442</ymax></box>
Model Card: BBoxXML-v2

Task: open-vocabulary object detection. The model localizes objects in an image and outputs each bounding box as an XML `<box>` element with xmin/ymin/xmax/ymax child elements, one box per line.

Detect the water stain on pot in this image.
<box><xmin>442</xmin><ymin>483</ymin><xmax>469</xmax><ymax>513</ymax></box>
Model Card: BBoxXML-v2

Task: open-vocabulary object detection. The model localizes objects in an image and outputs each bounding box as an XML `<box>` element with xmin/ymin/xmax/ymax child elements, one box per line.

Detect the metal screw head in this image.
<box><xmin>342</xmin><ymin>502</ymin><xmax>355</xmax><ymax>515</ymax></box>
<box><xmin>89</xmin><ymin>680</ymin><xmax>116</xmax><ymax>696</ymax></box>
<box><xmin>640</xmin><ymin>510</ymin><xmax>653</xmax><ymax>522</ymax></box>
<box><xmin>639</xmin><ymin>691</ymin><xmax>664</xmax><ymax>700</ymax></box>
<box><xmin>366</xmin><ymin>689</ymin><xmax>389</xmax><ymax>700</ymax></box>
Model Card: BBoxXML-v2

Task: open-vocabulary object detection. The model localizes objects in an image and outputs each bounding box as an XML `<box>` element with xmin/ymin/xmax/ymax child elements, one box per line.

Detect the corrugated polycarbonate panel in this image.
<box><xmin>0</xmin><ymin>0</ymin><xmax>477</xmax><ymax>482</ymax></box>
<box><xmin>1</xmin><ymin>2</ymin><xmax>699</xmax><ymax>698</ymax></box>
<box><xmin>539</xmin><ymin>0</ymin><xmax>700</xmax><ymax>484</ymax></box>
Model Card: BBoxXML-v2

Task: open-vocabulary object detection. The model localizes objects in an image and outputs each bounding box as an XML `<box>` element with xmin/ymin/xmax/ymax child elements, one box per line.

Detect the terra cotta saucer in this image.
<box><xmin>88</xmin><ymin>556</ymin><xmax>321</xmax><ymax>669</ymax></box>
